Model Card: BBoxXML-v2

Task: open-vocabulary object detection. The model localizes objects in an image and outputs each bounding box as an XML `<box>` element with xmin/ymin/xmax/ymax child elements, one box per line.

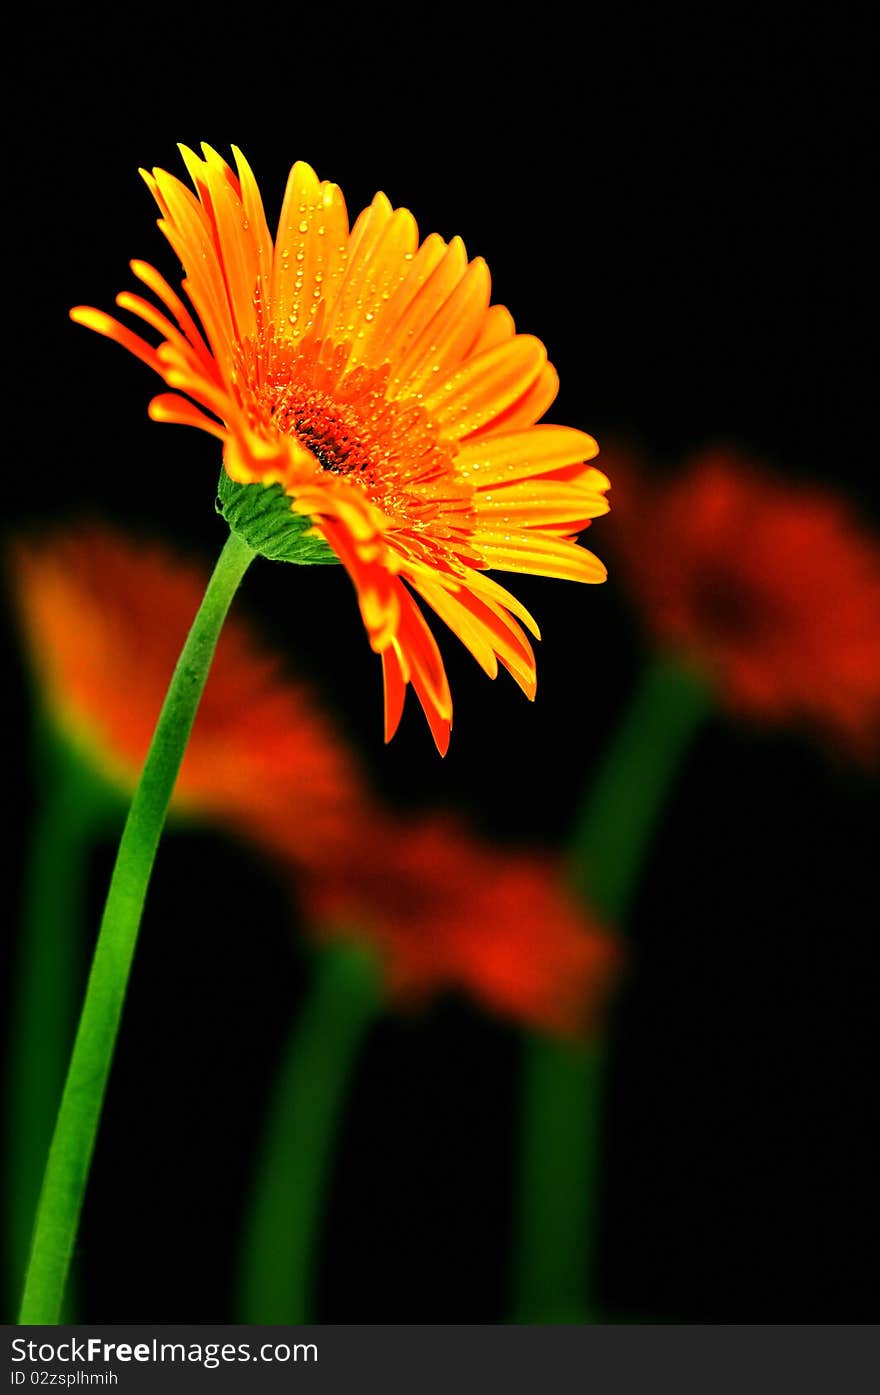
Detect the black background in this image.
<box><xmin>2</xmin><ymin>2</ymin><xmax>877</xmax><ymax>1321</ymax></box>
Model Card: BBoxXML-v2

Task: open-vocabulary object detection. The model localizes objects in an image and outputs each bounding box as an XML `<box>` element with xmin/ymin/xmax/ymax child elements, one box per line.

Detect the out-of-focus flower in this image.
<box><xmin>302</xmin><ymin>814</ymin><xmax>622</xmax><ymax>1038</ymax></box>
<box><xmin>71</xmin><ymin>144</ymin><xmax>609</xmax><ymax>753</ymax></box>
<box><xmin>9</xmin><ymin>526</ymin><xmax>368</xmax><ymax>868</ymax></box>
<box><xmin>604</xmin><ymin>446</ymin><xmax>880</xmax><ymax>758</ymax></box>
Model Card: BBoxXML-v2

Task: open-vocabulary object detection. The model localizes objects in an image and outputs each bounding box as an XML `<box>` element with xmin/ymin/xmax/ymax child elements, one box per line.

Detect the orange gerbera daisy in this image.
<box><xmin>301</xmin><ymin>814</ymin><xmax>622</xmax><ymax>1038</ymax></box>
<box><xmin>605</xmin><ymin>446</ymin><xmax>880</xmax><ymax>758</ymax></box>
<box><xmin>71</xmin><ymin>144</ymin><xmax>609</xmax><ymax>753</ymax></box>
<box><xmin>9</xmin><ymin>526</ymin><xmax>367</xmax><ymax>868</ymax></box>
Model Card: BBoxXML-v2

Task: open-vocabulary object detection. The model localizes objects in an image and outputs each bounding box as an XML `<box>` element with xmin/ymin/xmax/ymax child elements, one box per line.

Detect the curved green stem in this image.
<box><xmin>17</xmin><ymin>529</ymin><xmax>254</xmax><ymax>1324</ymax></box>
<box><xmin>514</xmin><ymin>657</ymin><xmax>712</xmax><ymax>1323</ymax></box>
<box><xmin>237</xmin><ymin>943</ymin><xmax>381</xmax><ymax>1324</ymax></box>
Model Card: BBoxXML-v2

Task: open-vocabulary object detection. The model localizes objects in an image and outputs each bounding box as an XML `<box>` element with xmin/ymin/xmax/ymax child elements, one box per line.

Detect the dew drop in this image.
<box><xmin>298</xmin><ymin>220</ymin><xmax>309</xmax><ymax>233</ymax></box>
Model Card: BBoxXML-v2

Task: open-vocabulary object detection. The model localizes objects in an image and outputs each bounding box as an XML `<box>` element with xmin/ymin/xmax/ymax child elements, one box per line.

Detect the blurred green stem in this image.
<box><xmin>17</xmin><ymin>528</ymin><xmax>254</xmax><ymax>1324</ymax></box>
<box><xmin>237</xmin><ymin>943</ymin><xmax>381</xmax><ymax>1323</ymax></box>
<box><xmin>514</xmin><ymin>656</ymin><xmax>712</xmax><ymax>1322</ymax></box>
<box><xmin>3</xmin><ymin>735</ymin><xmax>114</xmax><ymax>1321</ymax></box>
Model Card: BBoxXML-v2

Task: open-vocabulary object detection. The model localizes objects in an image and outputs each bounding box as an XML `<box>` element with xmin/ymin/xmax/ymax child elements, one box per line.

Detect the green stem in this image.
<box><xmin>17</xmin><ymin>529</ymin><xmax>254</xmax><ymax>1324</ymax></box>
<box><xmin>567</xmin><ymin>657</ymin><xmax>714</xmax><ymax>917</ymax></box>
<box><xmin>237</xmin><ymin>943</ymin><xmax>381</xmax><ymax>1324</ymax></box>
<box><xmin>514</xmin><ymin>656</ymin><xmax>712</xmax><ymax>1323</ymax></box>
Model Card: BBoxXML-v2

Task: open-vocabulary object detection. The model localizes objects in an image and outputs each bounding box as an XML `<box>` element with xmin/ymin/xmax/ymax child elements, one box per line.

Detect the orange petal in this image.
<box><xmin>394</xmin><ymin>584</ymin><xmax>453</xmax><ymax>755</ymax></box>
<box><xmin>338</xmin><ymin>208</ymin><xmax>421</xmax><ymax>367</ymax></box>
<box><xmin>410</xmin><ymin>573</ymin><xmax>537</xmax><ymax>697</ymax></box>
<box><xmin>426</xmin><ymin>336</ymin><xmax>548</xmax><ymax>438</ymax></box>
<box><xmin>470</xmin><ymin>303</ymin><xmax>516</xmax><ymax>355</ymax></box>
<box><xmin>469</xmin><ymin>361</ymin><xmax>559</xmax><ymax>437</ymax></box>
<box><xmin>384</xmin><ymin>236</ymin><xmax>470</xmax><ymax>370</ymax></box>
<box><xmin>197</xmin><ymin>143</ymin><xmax>261</xmax><ymax>345</ymax></box>
<box><xmin>148</xmin><ymin>393</ymin><xmax>226</xmax><ymax>438</ymax></box>
<box><xmin>130</xmin><ymin>260</ymin><xmax>214</xmax><ymax>367</ymax></box>
<box><xmin>69</xmin><ymin>307</ymin><xmax>164</xmax><ymax>377</ymax></box>
<box><xmin>395</xmin><ymin>257</ymin><xmax>492</xmax><ymax>393</ymax></box>
<box><xmin>476</xmin><ymin>531</ymin><xmax>608</xmax><ymax>582</ymax></box>
<box><xmin>458</xmin><ymin>424</ymin><xmax>600</xmax><ymax>486</ymax></box>
<box><xmin>367</xmin><ymin>232</ymin><xmax>449</xmax><ymax>362</ymax></box>
<box><xmin>231</xmin><ymin>144</ymin><xmax>274</xmax><ymax>331</ymax></box>
<box><xmin>381</xmin><ymin>644</ymin><xmax>407</xmax><ymax>742</ymax></box>
<box><xmin>149</xmin><ymin>169</ymin><xmax>236</xmax><ymax>359</ymax></box>
<box><xmin>322</xmin><ymin>191</ymin><xmax>395</xmax><ymax>340</ymax></box>
<box><xmin>272</xmin><ymin>161</ymin><xmax>351</xmax><ymax>342</ymax></box>
<box><xmin>474</xmin><ymin>481</ymin><xmax>610</xmax><ymax>530</ymax></box>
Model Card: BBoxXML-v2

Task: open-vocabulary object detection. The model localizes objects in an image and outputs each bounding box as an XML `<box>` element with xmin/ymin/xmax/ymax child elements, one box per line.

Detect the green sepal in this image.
<box><xmin>215</xmin><ymin>470</ymin><xmax>339</xmax><ymax>565</ymax></box>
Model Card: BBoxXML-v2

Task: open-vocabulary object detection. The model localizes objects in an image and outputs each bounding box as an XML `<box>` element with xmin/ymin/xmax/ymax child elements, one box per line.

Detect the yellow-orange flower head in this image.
<box><xmin>71</xmin><ymin>145</ymin><xmax>609</xmax><ymax>753</ymax></box>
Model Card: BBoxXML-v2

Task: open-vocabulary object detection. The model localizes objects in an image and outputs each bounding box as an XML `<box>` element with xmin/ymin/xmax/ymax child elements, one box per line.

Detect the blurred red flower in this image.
<box><xmin>604</xmin><ymin>446</ymin><xmax>880</xmax><ymax>759</ymax></box>
<box><xmin>9</xmin><ymin>526</ymin><xmax>368</xmax><ymax>869</ymax></box>
<box><xmin>303</xmin><ymin>814</ymin><xmax>622</xmax><ymax>1038</ymax></box>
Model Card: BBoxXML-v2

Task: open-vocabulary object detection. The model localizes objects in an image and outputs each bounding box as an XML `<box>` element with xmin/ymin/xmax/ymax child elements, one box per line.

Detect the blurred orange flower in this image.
<box><xmin>71</xmin><ymin>144</ymin><xmax>609</xmax><ymax>753</ymax></box>
<box><xmin>605</xmin><ymin>446</ymin><xmax>880</xmax><ymax>758</ymax></box>
<box><xmin>302</xmin><ymin>815</ymin><xmax>622</xmax><ymax>1037</ymax></box>
<box><xmin>9</xmin><ymin>527</ymin><xmax>367</xmax><ymax>868</ymax></box>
